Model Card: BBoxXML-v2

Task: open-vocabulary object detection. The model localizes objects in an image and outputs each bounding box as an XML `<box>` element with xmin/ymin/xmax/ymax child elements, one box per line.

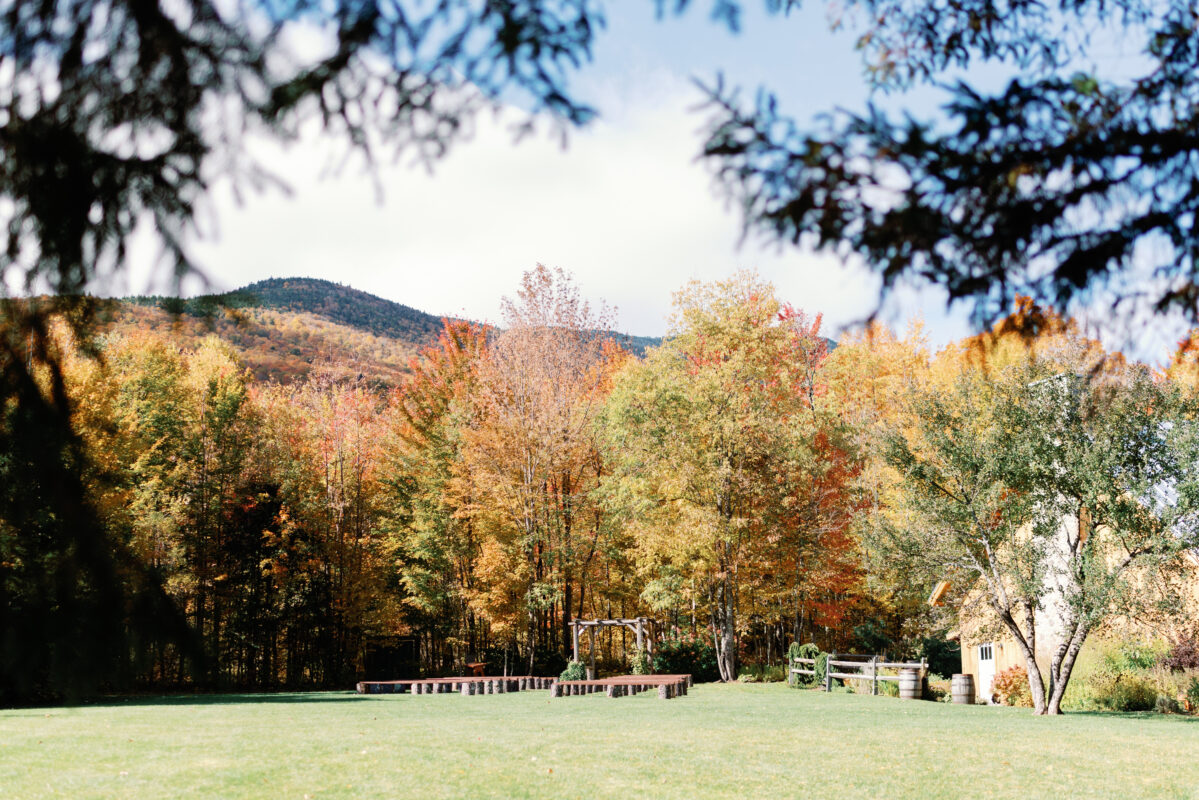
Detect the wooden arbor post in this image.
<box><xmin>589</xmin><ymin>626</ymin><xmax>597</xmax><ymax>680</ymax></box>
<box><xmin>572</xmin><ymin>620</ymin><xmax>579</xmax><ymax>663</ymax></box>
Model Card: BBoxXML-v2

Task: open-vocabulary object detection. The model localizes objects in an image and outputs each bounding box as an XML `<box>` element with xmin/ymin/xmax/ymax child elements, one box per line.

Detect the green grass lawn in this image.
<box><xmin>2</xmin><ymin>683</ymin><xmax>1198</xmax><ymax>799</ymax></box>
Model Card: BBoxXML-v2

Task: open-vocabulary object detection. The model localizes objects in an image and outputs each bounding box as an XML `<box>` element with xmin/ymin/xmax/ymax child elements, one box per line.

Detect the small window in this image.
<box><xmin>979</xmin><ymin>643</ymin><xmax>993</xmax><ymax>661</ymax></box>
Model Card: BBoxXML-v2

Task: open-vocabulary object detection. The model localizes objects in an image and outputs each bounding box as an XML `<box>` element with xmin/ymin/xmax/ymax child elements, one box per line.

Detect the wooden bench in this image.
<box><xmin>551</xmin><ymin>674</ymin><xmax>691</xmax><ymax>699</ymax></box>
<box><xmin>355</xmin><ymin>676</ymin><xmax>554</xmax><ymax>695</ymax></box>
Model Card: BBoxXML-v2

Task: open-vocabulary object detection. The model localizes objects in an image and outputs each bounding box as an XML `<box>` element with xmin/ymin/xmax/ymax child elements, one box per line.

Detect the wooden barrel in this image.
<box><xmin>952</xmin><ymin>674</ymin><xmax>975</xmax><ymax>704</ymax></box>
<box><xmin>898</xmin><ymin>668</ymin><xmax>921</xmax><ymax>700</ymax></box>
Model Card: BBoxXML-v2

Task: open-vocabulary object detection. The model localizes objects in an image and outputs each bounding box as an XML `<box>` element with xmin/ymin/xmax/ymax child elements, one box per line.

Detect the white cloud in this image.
<box><xmin>118</xmin><ymin>69</ymin><xmax>970</xmax><ymax>344</ymax></box>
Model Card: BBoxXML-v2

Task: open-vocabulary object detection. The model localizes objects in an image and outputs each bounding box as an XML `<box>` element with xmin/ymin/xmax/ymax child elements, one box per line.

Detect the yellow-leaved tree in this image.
<box><xmin>601</xmin><ymin>271</ymin><xmax>855</xmax><ymax>681</ymax></box>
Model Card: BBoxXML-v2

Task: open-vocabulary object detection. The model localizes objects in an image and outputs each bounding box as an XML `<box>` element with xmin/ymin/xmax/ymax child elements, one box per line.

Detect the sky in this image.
<box><xmin>114</xmin><ymin>3</ymin><xmax>1186</xmax><ymax>359</ymax></box>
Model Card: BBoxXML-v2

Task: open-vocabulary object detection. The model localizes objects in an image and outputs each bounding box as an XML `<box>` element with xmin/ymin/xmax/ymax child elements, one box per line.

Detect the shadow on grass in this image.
<box><xmin>1059</xmin><ymin>708</ymin><xmax>1199</xmax><ymax>723</ymax></box>
<box><xmin>76</xmin><ymin>691</ymin><xmax>368</xmax><ymax>709</ymax></box>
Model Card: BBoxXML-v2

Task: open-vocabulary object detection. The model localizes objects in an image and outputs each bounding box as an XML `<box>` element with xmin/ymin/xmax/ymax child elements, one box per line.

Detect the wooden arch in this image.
<box><xmin>570</xmin><ymin>617</ymin><xmax>658</xmax><ymax>676</ymax></box>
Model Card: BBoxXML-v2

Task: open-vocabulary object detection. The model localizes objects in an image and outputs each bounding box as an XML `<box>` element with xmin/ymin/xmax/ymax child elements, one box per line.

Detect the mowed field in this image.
<box><xmin>2</xmin><ymin>683</ymin><xmax>1198</xmax><ymax>799</ymax></box>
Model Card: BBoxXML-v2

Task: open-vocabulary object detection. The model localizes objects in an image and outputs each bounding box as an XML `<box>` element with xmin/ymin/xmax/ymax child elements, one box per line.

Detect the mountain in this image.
<box><xmin>129</xmin><ymin>277</ymin><xmax>448</xmax><ymax>342</ymax></box>
<box><xmin>111</xmin><ymin>277</ymin><xmax>664</xmax><ymax>384</ymax></box>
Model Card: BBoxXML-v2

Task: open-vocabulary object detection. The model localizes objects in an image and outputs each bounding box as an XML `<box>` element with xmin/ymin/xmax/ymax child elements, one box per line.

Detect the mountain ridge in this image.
<box><xmin>115</xmin><ymin>277</ymin><xmax>664</xmax><ymax>383</ymax></box>
<box><xmin>127</xmin><ymin>277</ymin><xmax>450</xmax><ymax>343</ymax></box>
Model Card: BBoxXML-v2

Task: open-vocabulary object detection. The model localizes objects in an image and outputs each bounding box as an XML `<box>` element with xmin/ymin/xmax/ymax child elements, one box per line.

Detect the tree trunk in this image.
<box><xmin>1046</xmin><ymin>621</ymin><xmax>1089</xmax><ymax>715</ymax></box>
<box><xmin>562</xmin><ymin>577</ymin><xmax>573</xmax><ymax>655</ymax></box>
<box><xmin>526</xmin><ymin>608</ymin><xmax>536</xmax><ymax>675</ymax></box>
<box><xmin>713</xmin><ymin>577</ymin><xmax>737</xmax><ymax>682</ymax></box>
<box><xmin>995</xmin><ymin>607</ymin><xmax>1047</xmax><ymax>714</ymax></box>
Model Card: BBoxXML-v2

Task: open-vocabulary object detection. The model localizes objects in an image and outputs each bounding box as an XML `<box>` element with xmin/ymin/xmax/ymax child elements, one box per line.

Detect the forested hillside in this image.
<box><xmin>130</xmin><ymin>278</ymin><xmax>448</xmax><ymax>343</ymax></box>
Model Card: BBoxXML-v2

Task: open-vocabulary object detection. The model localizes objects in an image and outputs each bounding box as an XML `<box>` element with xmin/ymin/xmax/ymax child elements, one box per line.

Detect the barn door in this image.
<box><xmin>978</xmin><ymin>642</ymin><xmax>996</xmax><ymax>704</ymax></box>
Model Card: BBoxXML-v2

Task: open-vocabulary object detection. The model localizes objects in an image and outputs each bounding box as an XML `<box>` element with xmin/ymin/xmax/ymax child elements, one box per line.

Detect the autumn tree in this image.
<box><xmin>602</xmin><ymin>272</ymin><xmax>858</xmax><ymax>680</ymax></box>
<box><xmin>747</xmin><ymin>306</ymin><xmax>866</xmax><ymax>658</ymax></box>
<box><xmin>461</xmin><ymin>265</ymin><xmax>617</xmax><ymax>669</ymax></box>
<box><xmin>385</xmin><ymin>320</ymin><xmax>489</xmax><ymax>671</ymax></box>
<box><xmin>1166</xmin><ymin>332</ymin><xmax>1199</xmax><ymax>398</ymax></box>
<box><xmin>251</xmin><ymin>365</ymin><xmax>393</xmax><ymax>685</ymax></box>
<box><xmin>57</xmin><ymin>330</ymin><xmax>399</xmax><ymax>689</ymax></box>
<box><xmin>819</xmin><ymin>322</ymin><xmax>944</xmax><ymax>652</ymax></box>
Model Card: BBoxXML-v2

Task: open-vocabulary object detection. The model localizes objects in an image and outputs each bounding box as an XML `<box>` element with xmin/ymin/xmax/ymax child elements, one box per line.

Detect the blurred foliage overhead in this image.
<box><xmin>701</xmin><ymin>0</ymin><xmax>1199</xmax><ymax>326</ymax></box>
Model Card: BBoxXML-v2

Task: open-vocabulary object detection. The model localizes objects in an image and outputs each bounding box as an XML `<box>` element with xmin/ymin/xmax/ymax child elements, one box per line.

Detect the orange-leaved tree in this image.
<box><xmin>460</xmin><ymin>265</ymin><xmax>620</xmax><ymax>670</ymax></box>
<box><xmin>384</xmin><ymin>319</ymin><xmax>490</xmax><ymax>670</ymax></box>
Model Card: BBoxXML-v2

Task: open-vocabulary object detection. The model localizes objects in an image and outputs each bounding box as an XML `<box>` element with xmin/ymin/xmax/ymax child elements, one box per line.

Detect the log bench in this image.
<box><xmin>550</xmin><ymin>674</ymin><xmax>691</xmax><ymax>699</ymax></box>
<box><xmin>355</xmin><ymin>676</ymin><xmax>554</xmax><ymax>695</ymax></box>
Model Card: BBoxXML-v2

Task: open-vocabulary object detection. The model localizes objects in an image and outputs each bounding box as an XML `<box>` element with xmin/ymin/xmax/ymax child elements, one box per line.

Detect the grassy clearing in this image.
<box><xmin>2</xmin><ymin>683</ymin><xmax>1197</xmax><ymax>799</ymax></box>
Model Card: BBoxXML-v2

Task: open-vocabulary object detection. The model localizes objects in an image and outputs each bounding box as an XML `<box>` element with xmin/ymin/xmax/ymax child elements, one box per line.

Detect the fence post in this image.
<box><xmin>824</xmin><ymin>653</ymin><xmax>834</xmax><ymax>692</ymax></box>
<box><xmin>872</xmin><ymin>656</ymin><xmax>879</xmax><ymax>696</ymax></box>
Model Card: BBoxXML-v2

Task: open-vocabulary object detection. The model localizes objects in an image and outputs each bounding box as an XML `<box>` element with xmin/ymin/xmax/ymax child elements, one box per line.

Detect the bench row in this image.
<box><xmin>356</xmin><ymin>676</ymin><xmax>554</xmax><ymax>694</ymax></box>
<box><xmin>356</xmin><ymin>673</ymin><xmax>693</xmax><ymax>699</ymax></box>
<box><xmin>599</xmin><ymin>674</ymin><xmax>692</xmax><ymax>687</ymax></box>
<box><xmin>551</xmin><ymin>675</ymin><xmax>691</xmax><ymax>699</ymax></box>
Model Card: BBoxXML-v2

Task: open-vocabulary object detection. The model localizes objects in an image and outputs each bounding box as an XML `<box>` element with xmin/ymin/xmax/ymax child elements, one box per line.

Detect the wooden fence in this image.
<box><xmin>791</xmin><ymin>653</ymin><xmax>927</xmax><ymax>695</ymax></box>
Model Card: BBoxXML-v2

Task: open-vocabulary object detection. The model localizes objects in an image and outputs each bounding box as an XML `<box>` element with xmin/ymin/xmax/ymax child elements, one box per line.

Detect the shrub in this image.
<box><xmin>652</xmin><ymin>633</ymin><xmax>720</xmax><ymax>682</ymax></box>
<box><xmin>1186</xmin><ymin>677</ymin><xmax>1199</xmax><ymax>714</ymax></box>
<box><xmin>845</xmin><ymin>673</ymin><xmax>900</xmax><ymax>696</ymax></box>
<box><xmin>536</xmin><ymin>648</ymin><xmax>569</xmax><ymax>678</ymax></box>
<box><xmin>559</xmin><ymin>660</ymin><xmax>585</xmax><ymax>682</ymax></box>
<box><xmin>992</xmin><ymin>665</ymin><xmax>1034</xmax><ymax>707</ymax></box>
<box><xmin>851</xmin><ymin>620</ymin><xmax>893</xmax><ymax>655</ymax></box>
<box><xmin>916</xmin><ymin>637</ymin><xmax>963</xmax><ymax>680</ymax></box>
<box><xmin>785</xmin><ymin>642</ymin><xmax>801</xmax><ymax>686</ymax></box>
<box><xmin>925</xmin><ymin>674</ymin><xmax>951</xmax><ymax>702</ymax></box>
<box><xmin>629</xmin><ymin>646</ymin><xmax>650</xmax><ymax>676</ymax></box>
<box><xmin>1086</xmin><ymin>671</ymin><xmax>1159</xmax><ymax>712</ymax></box>
<box><xmin>1156</xmin><ymin>694</ymin><xmax>1182</xmax><ymax>714</ymax></box>
<box><xmin>814</xmin><ymin>652</ymin><xmax>830</xmax><ymax>688</ymax></box>
<box><xmin>1104</xmin><ymin>639</ymin><xmax>1167</xmax><ymax>673</ymax></box>
<box><xmin>1162</xmin><ymin>634</ymin><xmax>1199</xmax><ymax>671</ymax></box>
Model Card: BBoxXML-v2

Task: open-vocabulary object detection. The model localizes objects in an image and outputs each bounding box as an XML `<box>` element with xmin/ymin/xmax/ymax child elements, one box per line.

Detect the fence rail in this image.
<box><xmin>790</xmin><ymin>656</ymin><xmax>817</xmax><ymax>677</ymax></box>
<box><xmin>790</xmin><ymin>653</ymin><xmax>927</xmax><ymax>695</ymax></box>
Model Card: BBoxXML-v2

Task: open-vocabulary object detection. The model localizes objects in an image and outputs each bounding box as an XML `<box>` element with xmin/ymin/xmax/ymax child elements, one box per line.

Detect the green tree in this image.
<box><xmin>883</xmin><ymin>332</ymin><xmax>1199</xmax><ymax>713</ymax></box>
